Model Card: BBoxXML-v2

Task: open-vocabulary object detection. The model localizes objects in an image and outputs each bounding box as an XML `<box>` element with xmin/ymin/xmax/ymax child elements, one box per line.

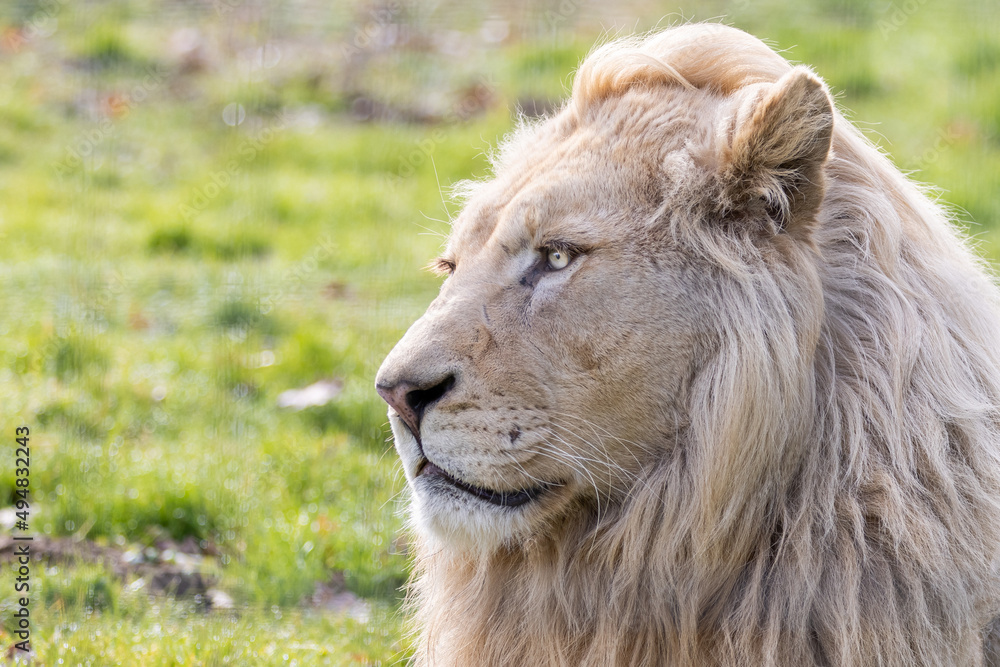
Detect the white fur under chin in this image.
<box><xmin>409</xmin><ymin>485</ymin><xmax>536</xmax><ymax>555</ymax></box>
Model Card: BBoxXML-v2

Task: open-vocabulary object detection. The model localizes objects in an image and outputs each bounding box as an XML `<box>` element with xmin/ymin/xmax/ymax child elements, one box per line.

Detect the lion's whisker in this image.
<box><xmin>544</xmin><ymin>416</ymin><xmax>647</xmax><ymax>484</ymax></box>
<box><xmin>545</xmin><ymin>417</ymin><xmax>622</xmax><ymax>492</ymax></box>
<box><xmin>534</xmin><ymin>428</ymin><xmax>634</xmax><ymax>487</ymax></box>
<box><xmin>499</xmin><ymin>449</ymin><xmax>551</xmax><ymax>489</ymax></box>
<box><xmin>548</xmin><ymin>411</ymin><xmax>658</xmax><ymax>454</ymax></box>
<box><xmin>538</xmin><ymin>422</ymin><xmax>675</xmax><ymax>518</ymax></box>
<box><xmin>537</xmin><ymin>424</ymin><xmax>641</xmax><ymax>487</ymax></box>
<box><xmin>532</xmin><ymin>442</ymin><xmax>606</xmax><ymax>525</ymax></box>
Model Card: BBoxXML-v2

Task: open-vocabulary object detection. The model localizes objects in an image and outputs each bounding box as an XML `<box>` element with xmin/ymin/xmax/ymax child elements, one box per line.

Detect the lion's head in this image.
<box><xmin>377</xmin><ymin>24</ymin><xmax>1000</xmax><ymax>667</ymax></box>
<box><xmin>377</xmin><ymin>27</ymin><xmax>830</xmax><ymax>552</ymax></box>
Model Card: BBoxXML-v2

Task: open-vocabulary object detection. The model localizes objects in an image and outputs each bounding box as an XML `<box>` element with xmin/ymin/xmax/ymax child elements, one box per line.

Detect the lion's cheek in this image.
<box><xmin>525</xmin><ymin>290</ymin><xmax>641</xmax><ymax>375</ymax></box>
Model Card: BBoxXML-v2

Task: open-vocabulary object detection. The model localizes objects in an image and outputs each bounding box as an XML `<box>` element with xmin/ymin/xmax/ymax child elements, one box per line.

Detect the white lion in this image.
<box><xmin>377</xmin><ymin>23</ymin><xmax>1000</xmax><ymax>666</ymax></box>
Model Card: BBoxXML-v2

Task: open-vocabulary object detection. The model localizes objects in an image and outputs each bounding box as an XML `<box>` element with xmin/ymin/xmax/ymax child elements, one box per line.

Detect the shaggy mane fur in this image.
<box><xmin>406</xmin><ymin>24</ymin><xmax>1000</xmax><ymax>666</ymax></box>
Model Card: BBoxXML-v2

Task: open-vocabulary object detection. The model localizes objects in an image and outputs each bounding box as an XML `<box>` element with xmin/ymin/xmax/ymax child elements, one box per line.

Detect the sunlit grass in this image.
<box><xmin>0</xmin><ymin>563</ymin><xmax>407</xmax><ymax>665</ymax></box>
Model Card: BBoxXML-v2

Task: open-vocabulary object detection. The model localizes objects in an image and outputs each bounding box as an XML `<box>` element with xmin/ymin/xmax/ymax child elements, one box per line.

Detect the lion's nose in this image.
<box><xmin>376</xmin><ymin>374</ymin><xmax>455</xmax><ymax>439</ymax></box>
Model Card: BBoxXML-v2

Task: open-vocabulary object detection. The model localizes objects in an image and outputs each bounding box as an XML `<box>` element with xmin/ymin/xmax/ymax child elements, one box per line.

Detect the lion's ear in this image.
<box><xmin>720</xmin><ymin>67</ymin><xmax>834</xmax><ymax>235</ymax></box>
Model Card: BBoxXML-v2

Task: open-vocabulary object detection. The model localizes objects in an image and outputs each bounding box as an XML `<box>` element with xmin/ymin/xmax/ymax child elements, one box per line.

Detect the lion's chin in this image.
<box><xmin>409</xmin><ymin>459</ymin><xmax>561</xmax><ymax>551</ymax></box>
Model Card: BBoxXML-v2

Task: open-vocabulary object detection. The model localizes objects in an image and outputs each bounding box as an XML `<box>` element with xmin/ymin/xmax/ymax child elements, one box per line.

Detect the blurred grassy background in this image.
<box><xmin>0</xmin><ymin>0</ymin><xmax>998</xmax><ymax>664</ymax></box>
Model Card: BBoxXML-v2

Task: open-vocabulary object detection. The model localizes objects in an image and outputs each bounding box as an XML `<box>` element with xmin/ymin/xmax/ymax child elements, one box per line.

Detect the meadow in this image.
<box><xmin>0</xmin><ymin>0</ymin><xmax>998</xmax><ymax>664</ymax></box>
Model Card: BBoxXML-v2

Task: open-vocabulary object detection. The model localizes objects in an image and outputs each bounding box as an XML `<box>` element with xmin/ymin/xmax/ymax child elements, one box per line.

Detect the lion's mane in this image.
<box><xmin>407</xmin><ymin>24</ymin><xmax>1000</xmax><ymax>666</ymax></box>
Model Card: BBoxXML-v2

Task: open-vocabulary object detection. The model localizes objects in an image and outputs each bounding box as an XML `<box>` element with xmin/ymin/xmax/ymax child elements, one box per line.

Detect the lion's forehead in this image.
<box><xmin>448</xmin><ymin>88</ymin><xmax>720</xmax><ymax>262</ymax></box>
<box><xmin>447</xmin><ymin>184</ymin><xmax>590</xmax><ymax>265</ymax></box>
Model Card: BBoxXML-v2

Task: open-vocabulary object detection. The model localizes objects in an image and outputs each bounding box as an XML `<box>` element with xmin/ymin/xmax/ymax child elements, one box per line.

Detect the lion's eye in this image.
<box><xmin>546</xmin><ymin>248</ymin><xmax>571</xmax><ymax>270</ymax></box>
<box><xmin>430</xmin><ymin>258</ymin><xmax>456</xmax><ymax>276</ymax></box>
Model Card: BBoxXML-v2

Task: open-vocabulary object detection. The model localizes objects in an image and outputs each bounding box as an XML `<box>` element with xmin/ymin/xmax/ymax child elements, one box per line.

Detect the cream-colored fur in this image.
<box><xmin>376</xmin><ymin>23</ymin><xmax>1000</xmax><ymax>666</ymax></box>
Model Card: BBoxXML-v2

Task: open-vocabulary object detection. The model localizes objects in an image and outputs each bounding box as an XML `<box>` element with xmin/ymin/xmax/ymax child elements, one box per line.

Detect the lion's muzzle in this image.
<box><xmin>375</xmin><ymin>374</ymin><xmax>455</xmax><ymax>445</ymax></box>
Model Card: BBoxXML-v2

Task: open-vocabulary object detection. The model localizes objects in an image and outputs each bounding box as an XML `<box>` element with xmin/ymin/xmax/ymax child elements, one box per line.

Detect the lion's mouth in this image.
<box><xmin>416</xmin><ymin>459</ymin><xmax>550</xmax><ymax>508</ymax></box>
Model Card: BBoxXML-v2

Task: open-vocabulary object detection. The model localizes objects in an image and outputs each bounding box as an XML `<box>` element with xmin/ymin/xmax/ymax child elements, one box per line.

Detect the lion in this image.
<box><xmin>376</xmin><ymin>23</ymin><xmax>1000</xmax><ymax>666</ymax></box>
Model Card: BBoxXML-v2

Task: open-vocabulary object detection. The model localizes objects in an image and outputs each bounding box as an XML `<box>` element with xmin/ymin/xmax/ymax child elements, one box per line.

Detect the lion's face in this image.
<box><xmin>377</xmin><ymin>67</ymin><xmax>833</xmax><ymax>551</ymax></box>
<box><xmin>377</xmin><ymin>88</ymin><xmax>720</xmax><ymax>549</ymax></box>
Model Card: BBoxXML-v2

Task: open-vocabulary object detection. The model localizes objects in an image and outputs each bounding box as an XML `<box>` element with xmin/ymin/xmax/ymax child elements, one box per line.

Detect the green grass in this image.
<box><xmin>0</xmin><ymin>563</ymin><xmax>407</xmax><ymax>665</ymax></box>
<box><xmin>0</xmin><ymin>0</ymin><xmax>998</xmax><ymax>663</ymax></box>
